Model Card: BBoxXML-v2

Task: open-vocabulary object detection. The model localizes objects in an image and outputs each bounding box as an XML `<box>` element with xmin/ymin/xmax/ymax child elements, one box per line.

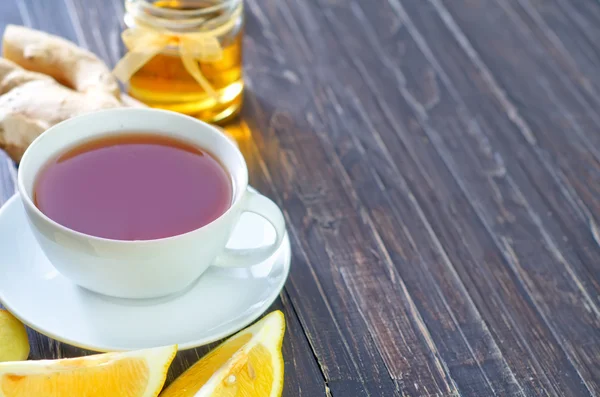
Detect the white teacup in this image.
<box><xmin>17</xmin><ymin>108</ymin><xmax>286</xmax><ymax>299</ymax></box>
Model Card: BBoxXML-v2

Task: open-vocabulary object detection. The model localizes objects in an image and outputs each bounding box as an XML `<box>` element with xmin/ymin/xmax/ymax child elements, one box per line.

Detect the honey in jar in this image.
<box><xmin>120</xmin><ymin>0</ymin><xmax>244</xmax><ymax>124</ymax></box>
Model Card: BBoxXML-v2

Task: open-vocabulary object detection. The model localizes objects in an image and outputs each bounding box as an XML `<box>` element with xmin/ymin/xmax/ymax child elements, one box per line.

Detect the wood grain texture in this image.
<box><xmin>1</xmin><ymin>0</ymin><xmax>600</xmax><ymax>395</ymax></box>
<box><xmin>404</xmin><ymin>1</ymin><xmax>600</xmax><ymax>393</ymax></box>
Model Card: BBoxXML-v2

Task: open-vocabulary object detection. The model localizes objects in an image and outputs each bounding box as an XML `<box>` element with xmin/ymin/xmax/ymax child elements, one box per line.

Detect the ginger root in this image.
<box><xmin>0</xmin><ymin>58</ymin><xmax>121</xmax><ymax>161</ymax></box>
<box><xmin>0</xmin><ymin>25</ymin><xmax>126</xmax><ymax>162</ymax></box>
<box><xmin>3</xmin><ymin>25</ymin><xmax>119</xmax><ymax>98</ymax></box>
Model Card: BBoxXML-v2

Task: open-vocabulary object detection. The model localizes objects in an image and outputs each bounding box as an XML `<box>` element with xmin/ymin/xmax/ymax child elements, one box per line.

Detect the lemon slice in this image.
<box><xmin>0</xmin><ymin>345</ymin><xmax>177</xmax><ymax>397</ymax></box>
<box><xmin>0</xmin><ymin>310</ymin><xmax>29</xmax><ymax>362</ymax></box>
<box><xmin>161</xmin><ymin>311</ymin><xmax>285</xmax><ymax>397</ymax></box>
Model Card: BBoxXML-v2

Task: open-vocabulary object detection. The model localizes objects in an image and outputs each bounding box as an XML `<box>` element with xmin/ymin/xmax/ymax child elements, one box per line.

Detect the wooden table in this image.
<box><xmin>1</xmin><ymin>0</ymin><xmax>600</xmax><ymax>396</ymax></box>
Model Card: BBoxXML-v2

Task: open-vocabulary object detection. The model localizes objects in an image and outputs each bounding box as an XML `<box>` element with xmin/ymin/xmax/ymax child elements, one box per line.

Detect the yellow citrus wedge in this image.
<box><xmin>0</xmin><ymin>310</ymin><xmax>29</xmax><ymax>362</ymax></box>
<box><xmin>0</xmin><ymin>344</ymin><xmax>177</xmax><ymax>397</ymax></box>
<box><xmin>160</xmin><ymin>311</ymin><xmax>285</xmax><ymax>397</ymax></box>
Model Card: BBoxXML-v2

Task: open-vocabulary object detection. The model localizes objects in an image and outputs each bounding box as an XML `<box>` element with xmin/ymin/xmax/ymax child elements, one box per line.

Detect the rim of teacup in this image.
<box><xmin>17</xmin><ymin>107</ymin><xmax>249</xmax><ymax>245</ymax></box>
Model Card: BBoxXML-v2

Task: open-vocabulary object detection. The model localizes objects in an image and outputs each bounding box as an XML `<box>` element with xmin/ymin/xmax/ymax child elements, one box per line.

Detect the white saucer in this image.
<box><xmin>0</xmin><ymin>193</ymin><xmax>290</xmax><ymax>352</ymax></box>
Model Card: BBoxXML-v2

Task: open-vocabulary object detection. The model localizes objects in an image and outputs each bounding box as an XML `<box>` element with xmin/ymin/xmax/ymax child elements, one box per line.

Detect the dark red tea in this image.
<box><xmin>34</xmin><ymin>133</ymin><xmax>233</xmax><ymax>240</ymax></box>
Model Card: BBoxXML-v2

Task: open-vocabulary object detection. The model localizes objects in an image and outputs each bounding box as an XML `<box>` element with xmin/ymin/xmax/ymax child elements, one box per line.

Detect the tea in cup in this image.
<box><xmin>17</xmin><ymin>108</ymin><xmax>286</xmax><ymax>299</ymax></box>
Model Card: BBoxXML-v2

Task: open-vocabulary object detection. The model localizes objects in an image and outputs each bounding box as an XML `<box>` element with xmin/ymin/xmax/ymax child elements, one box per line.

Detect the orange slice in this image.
<box><xmin>0</xmin><ymin>310</ymin><xmax>29</xmax><ymax>362</ymax></box>
<box><xmin>0</xmin><ymin>345</ymin><xmax>177</xmax><ymax>397</ymax></box>
<box><xmin>160</xmin><ymin>311</ymin><xmax>285</xmax><ymax>397</ymax></box>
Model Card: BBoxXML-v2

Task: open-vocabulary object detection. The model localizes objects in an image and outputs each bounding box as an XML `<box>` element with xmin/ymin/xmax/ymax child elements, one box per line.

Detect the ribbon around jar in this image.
<box><xmin>113</xmin><ymin>27</ymin><xmax>224</xmax><ymax>101</ymax></box>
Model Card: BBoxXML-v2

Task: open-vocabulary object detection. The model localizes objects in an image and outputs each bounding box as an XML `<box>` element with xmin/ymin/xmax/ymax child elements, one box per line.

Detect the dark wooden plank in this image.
<box><xmin>277</xmin><ymin>292</ymin><xmax>329</xmax><ymax>397</ymax></box>
<box><xmin>266</xmin><ymin>0</ymin><xmax>600</xmax><ymax>395</ymax></box>
<box><xmin>260</xmin><ymin>1</ymin><xmax>538</xmax><ymax>396</ymax></box>
<box><xmin>383</xmin><ymin>0</ymin><xmax>600</xmax><ymax>394</ymax></box>
<box><xmin>238</xmin><ymin>96</ymin><xmax>407</xmax><ymax>396</ymax></box>
<box><xmin>407</xmin><ymin>0</ymin><xmax>600</xmax><ymax>393</ymax></box>
<box><xmin>311</xmin><ymin>86</ymin><xmax>520</xmax><ymax>396</ymax></box>
<box><xmin>260</xmin><ymin>1</ymin><xmax>600</xmax><ymax>394</ymax></box>
<box><xmin>504</xmin><ymin>0</ymin><xmax>600</xmax><ymax>294</ymax></box>
<box><xmin>431</xmin><ymin>0</ymin><xmax>600</xmax><ymax>294</ymax></box>
<box><xmin>239</xmin><ymin>2</ymin><xmax>480</xmax><ymax>395</ymax></box>
<box><xmin>512</xmin><ymin>0</ymin><xmax>600</xmax><ymax>104</ymax></box>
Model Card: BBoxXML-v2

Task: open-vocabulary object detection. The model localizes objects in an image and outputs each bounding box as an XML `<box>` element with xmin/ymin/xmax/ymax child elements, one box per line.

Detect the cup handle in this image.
<box><xmin>214</xmin><ymin>188</ymin><xmax>286</xmax><ymax>268</ymax></box>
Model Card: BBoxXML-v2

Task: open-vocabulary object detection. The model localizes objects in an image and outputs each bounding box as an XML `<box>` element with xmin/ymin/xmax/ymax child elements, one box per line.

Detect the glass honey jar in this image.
<box><xmin>116</xmin><ymin>0</ymin><xmax>244</xmax><ymax>124</ymax></box>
